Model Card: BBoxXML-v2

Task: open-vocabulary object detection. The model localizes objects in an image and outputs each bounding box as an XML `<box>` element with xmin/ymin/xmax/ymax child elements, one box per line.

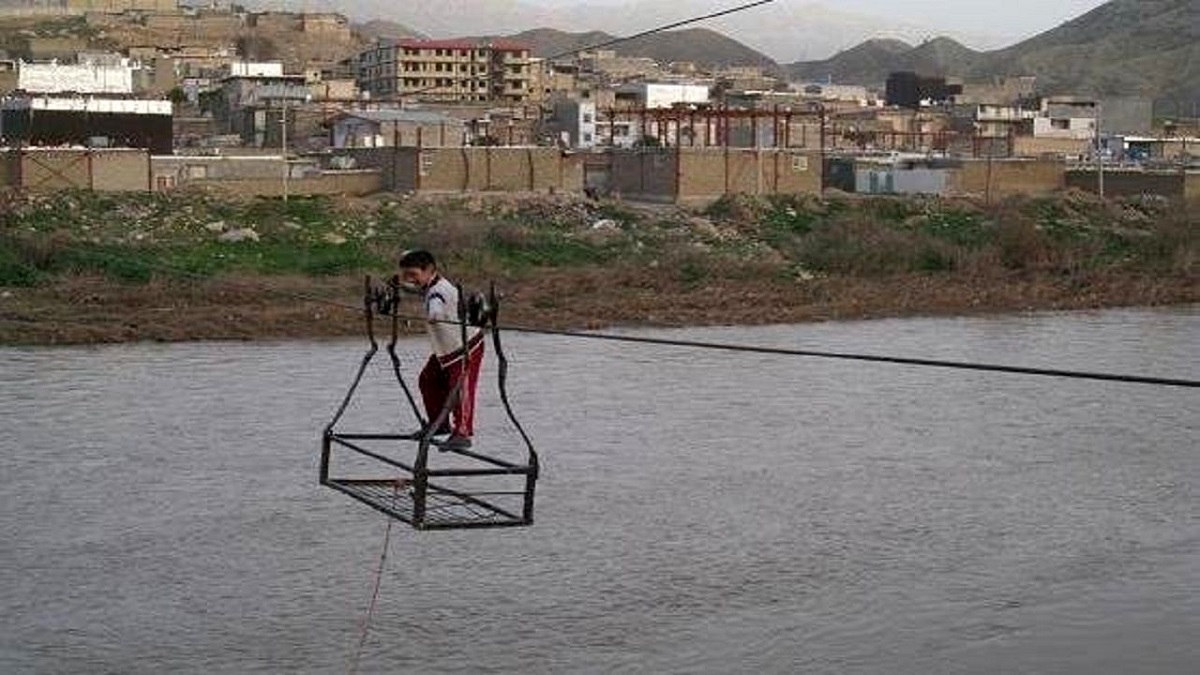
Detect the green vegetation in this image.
<box><xmin>701</xmin><ymin>191</ymin><xmax>1196</xmax><ymax>278</ymax></box>
<box><xmin>1</xmin><ymin>188</ymin><xmax>1194</xmax><ymax>291</ymax></box>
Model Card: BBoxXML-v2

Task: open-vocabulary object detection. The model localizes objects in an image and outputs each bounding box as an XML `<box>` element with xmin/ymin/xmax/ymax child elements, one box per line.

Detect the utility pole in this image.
<box><xmin>1095</xmin><ymin>100</ymin><xmax>1104</xmax><ymax>199</ymax></box>
<box><xmin>281</xmin><ymin>98</ymin><xmax>289</xmax><ymax>203</ymax></box>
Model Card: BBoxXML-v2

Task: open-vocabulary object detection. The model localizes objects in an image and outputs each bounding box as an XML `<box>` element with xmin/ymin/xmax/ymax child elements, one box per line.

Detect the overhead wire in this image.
<box><xmin>400</xmin><ymin>0</ymin><xmax>778</xmax><ymax>99</ymax></box>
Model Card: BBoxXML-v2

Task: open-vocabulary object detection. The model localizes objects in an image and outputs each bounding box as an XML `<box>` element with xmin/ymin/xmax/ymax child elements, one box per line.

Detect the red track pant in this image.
<box><xmin>419</xmin><ymin>339</ymin><xmax>484</xmax><ymax>437</ymax></box>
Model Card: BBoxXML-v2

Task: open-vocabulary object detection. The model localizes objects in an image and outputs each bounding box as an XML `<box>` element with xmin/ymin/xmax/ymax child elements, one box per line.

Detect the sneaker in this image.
<box><xmin>440</xmin><ymin>434</ymin><xmax>473</xmax><ymax>451</ymax></box>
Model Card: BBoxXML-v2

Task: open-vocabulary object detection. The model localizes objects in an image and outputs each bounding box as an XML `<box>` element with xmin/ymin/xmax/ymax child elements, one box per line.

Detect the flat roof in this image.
<box><xmin>2</xmin><ymin>96</ymin><xmax>172</xmax><ymax>115</ymax></box>
<box><xmin>337</xmin><ymin>109</ymin><xmax>461</xmax><ymax>125</ymax></box>
<box><xmin>393</xmin><ymin>38</ymin><xmax>529</xmax><ymax>52</ymax></box>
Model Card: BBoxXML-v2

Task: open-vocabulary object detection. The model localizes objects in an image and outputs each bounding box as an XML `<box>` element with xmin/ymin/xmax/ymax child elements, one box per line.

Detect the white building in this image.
<box><xmin>794</xmin><ymin>82</ymin><xmax>875</xmax><ymax>106</ymax></box>
<box><xmin>17</xmin><ymin>60</ymin><xmax>135</xmax><ymax>95</ymax></box>
<box><xmin>330</xmin><ymin>109</ymin><xmax>464</xmax><ymax>148</ymax></box>
<box><xmin>615</xmin><ymin>82</ymin><xmax>710</xmax><ymax>109</ymax></box>
<box><xmin>227</xmin><ymin>61</ymin><xmax>285</xmax><ymax>78</ymax></box>
<box><xmin>1033</xmin><ymin>96</ymin><xmax>1098</xmax><ymax>140</ymax></box>
<box><xmin>547</xmin><ymin>99</ymin><xmax>596</xmax><ymax>148</ymax></box>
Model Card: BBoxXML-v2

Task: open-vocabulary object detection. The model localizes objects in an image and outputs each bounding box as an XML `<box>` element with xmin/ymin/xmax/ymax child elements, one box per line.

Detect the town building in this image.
<box><xmin>1033</xmin><ymin>96</ymin><xmax>1097</xmax><ymax>139</ymax></box>
<box><xmin>543</xmin><ymin>99</ymin><xmax>597</xmax><ymax>148</ymax></box>
<box><xmin>205</xmin><ymin>62</ymin><xmax>310</xmax><ymax>147</ymax></box>
<box><xmin>356</xmin><ymin>38</ymin><xmax>532</xmax><ymax>104</ymax></box>
<box><xmin>330</xmin><ymin>109</ymin><xmax>464</xmax><ymax>148</ymax></box>
<box><xmin>16</xmin><ymin>59</ymin><xmax>137</xmax><ymax>95</ymax></box>
<box><xmin>886</xmin><ymin>72</ymin><xmax>963</xmax><ymax>109</ymax></box>
<box><xmin>527</xmin><ymin>58</ymin><xmax>578</xmax><ymax>104</ymax></box>
<box><xmin>68</xmin><ymin>0</ymin><xmax>176</xmax><ymax>12</ymax></box>
<box><xmin>577</xmin><ymin>49</ymin><xmax>663</xmax><ymax>82</ymax></box>
<box><xmin>613</xmin><ymin>82</ymin><xmax>711</xmax><ymax>109</ymax></box>
<box><xmin>1</xmin><ymin>95</ymin><xmax>173</xmax><ymax>152</ymax></box>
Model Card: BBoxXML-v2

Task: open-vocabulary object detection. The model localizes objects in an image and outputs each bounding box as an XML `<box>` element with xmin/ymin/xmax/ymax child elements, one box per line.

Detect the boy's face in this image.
<box><xmin>400</xmin><ymin>264</ymin><xmax>436</xmax><ymax>288</ymax></box>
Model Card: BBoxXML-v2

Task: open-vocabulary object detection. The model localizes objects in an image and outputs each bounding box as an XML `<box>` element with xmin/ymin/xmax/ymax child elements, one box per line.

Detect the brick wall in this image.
<box><xmin>12</xmin><ymin>149</ymin><xmax>149</xmax><ymax>191</ymax></box>
<box><xmin>200</xmin><ymin>170</ymin><xmax>381</xmax><ymax>197</ymax></box>
<box><xmin>0</xmin><ymin>151</ymin><xmax>17</xmax><ymax>187</ymax></box>
<box><xmin>378</xmin><ymin>147</ymin><xmax>583</xmax><ymax>193</ymax></box>
<box><xmin>1012</xmin><ymin>136</ymin><xmax>1090</xmax><ymax>159</ymax></box>
<box><xmin>949</xmin><ymin>159</ymin><xmax>1065</xmax><ymax>198</ymax></box>
<box><xmin>1185</xmin><ymin>172</ymin><xmax>1200</xmax><ymax>205</ymax></box>
<box><xmin>1065</xmin><ymin>169</ymin><xmax>1185</xmax><ymax>199</ymax></box>
<box><xmin>91</xmin><ymin>150</ymin><xmax>151</xmax><ymax>191</ymax></box>
<box><xmin>606</xmin><ymin>148</ymin><xmax>822</xmax><ymax>205</ymax></box>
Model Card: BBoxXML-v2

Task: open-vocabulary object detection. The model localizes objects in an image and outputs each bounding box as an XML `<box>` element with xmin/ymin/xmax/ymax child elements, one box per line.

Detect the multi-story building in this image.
<box><xmin>356</xmin><ymin>38</ymin><xmax>531</xmax><ymax>104</ymax></box>
<box><xmin>1033</xmin><ymin>96</ymin><xmax>1097</xmax><ymax>140</ymax></box>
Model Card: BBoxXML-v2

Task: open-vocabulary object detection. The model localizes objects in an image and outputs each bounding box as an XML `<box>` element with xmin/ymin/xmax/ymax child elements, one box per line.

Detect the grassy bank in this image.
<box><xmin>1</xmin><ymin>188</ymin><xmax>1196</xmax><ymax>345</ymax></box>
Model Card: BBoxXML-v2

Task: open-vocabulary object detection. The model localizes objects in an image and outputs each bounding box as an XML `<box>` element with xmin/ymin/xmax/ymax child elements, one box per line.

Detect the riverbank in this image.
<box><xmin>2</xmin><ymin>189</ymin><xmax>1196</xmax><ymax>345</ymax></box>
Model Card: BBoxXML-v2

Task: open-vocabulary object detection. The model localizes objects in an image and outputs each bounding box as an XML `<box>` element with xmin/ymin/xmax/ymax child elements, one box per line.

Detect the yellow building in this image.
<box><xmin>357</xmin><ymin>38</ymin><xmax>531</xmax><ymax>104</ymax></box>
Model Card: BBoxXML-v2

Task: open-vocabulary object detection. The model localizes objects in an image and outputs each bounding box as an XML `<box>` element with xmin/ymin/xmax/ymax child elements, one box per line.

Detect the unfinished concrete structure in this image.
<box><xmin>356</xmin><ymin>38</ymin><xmax>532</xmax><ymax>104</ymax></box>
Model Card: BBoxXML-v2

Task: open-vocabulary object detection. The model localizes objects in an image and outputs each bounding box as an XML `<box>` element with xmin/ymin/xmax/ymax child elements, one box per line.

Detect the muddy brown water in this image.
<box><xmin>1</xmin><ymin>307</ymin><xmax>1197</xmax><ymax>674</ymax></box>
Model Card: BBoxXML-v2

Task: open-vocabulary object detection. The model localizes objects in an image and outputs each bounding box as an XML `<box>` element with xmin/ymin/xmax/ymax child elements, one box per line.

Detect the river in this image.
<box><xmin>1</xmin><ymin>307</ymin><xmax>1197</xmax><ymax>674</ymax></box>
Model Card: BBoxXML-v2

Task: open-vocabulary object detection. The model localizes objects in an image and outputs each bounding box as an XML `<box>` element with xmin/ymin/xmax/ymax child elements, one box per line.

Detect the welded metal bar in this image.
<box><xmin>322</xmin><ymin>276</ymin><xmax>381</xmax><ymax>438</ymax></box>
<box><xmin>425</xmin><ymin>483</ymin><xmax>522</xmax><ymax>523</ymax></box>
<box><xmin>424</xmin><ymin>466</ymin><xmax>532</xmax><ymax>477</ymax></box>
<box><xmin>430</xmin><ymin>445</ymin><xmax>520</xmax><ymax>468</ymax></box>
<box><xmin>330</xmin><ymin>437</ymin><xmax>416</xmax><ymax>473</ymax></box>
<box><xmin>333</xmin><ymin>432</ymin><xmax>424</xmax><ymax>441</ymax></box>
<box><xmin>386</xmin><ymin>275</ymin><xmax>427</xmax><ymax>425</ymax></box>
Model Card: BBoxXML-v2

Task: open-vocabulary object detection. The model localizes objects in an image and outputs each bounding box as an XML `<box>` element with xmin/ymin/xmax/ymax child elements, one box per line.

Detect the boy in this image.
<box><xmin>398</xmin><ymin>250</ymin><xmax>484</xmax><ymax>450</ymax></box>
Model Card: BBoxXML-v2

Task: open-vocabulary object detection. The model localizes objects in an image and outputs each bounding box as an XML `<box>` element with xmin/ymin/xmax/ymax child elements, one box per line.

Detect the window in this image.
<box><xmin>1051</xmin><ymin>119</ymin><xmax>1070</xmax><ymax>130</ymax></box>
<box><xmin>582</xmin><ymin>113</ymin><xmax>593</xmax><ymax>123</ymax></box>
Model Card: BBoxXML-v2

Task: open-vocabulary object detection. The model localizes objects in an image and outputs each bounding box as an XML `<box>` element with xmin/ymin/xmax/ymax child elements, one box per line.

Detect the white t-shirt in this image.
<box><xmin>423</xmin><ymin>275</ymin><xmax>482</xmax><ymax>358</ymax></box>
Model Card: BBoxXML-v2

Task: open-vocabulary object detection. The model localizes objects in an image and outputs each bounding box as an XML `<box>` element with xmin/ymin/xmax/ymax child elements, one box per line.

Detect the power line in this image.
<box><xmin>398</xmin><ymin>0</ymin><xmax>777</xmax><ymax>100</ymax></box>
<box><xmin>492</xmin><ymin>322</ymin><xmax>1200</xmax><ymax>389</ymax></box>
<box><xmin>545</xmin><ymin>0</ymin><xmax>777</xmax><ymax>62</ymax></box>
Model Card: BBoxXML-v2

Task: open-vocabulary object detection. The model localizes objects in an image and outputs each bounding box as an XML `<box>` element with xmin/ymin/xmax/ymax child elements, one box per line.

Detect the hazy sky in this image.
<box><xmin>273</xmin><ymin>0</ymin><xmax>1115</xmax><ymax>59</ymax></box>
<box><xmin>521</xmin><ymin>0</ymin><xmax>1112</xmax><ymax>43</ymax></box>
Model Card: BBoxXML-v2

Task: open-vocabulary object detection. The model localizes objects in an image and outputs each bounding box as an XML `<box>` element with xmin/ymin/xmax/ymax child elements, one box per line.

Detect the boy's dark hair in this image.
<box><xmin>398</xmin><ymin>249</ymin><xmax>436</xmax><ymax>269</ymax></box>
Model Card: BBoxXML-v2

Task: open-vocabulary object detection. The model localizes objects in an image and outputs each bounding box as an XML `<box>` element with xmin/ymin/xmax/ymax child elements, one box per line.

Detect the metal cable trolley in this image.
<box><xmin>320</xmin><ymin>276</ymin><xmax>539</xmax><ymax>529</ymax></box>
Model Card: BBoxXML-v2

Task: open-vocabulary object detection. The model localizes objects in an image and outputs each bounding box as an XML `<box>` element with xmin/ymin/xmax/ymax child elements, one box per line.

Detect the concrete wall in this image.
<box><xmin>346</xmin><ymin>147</ymin><xmax>584</xmax><ymax>194</ymax></box>
<box><xmin>855</xmin><ymin>167</ymin><xmax>949</xmax><ymax>195</ymax></box>
<box><xmin>1186</xmin><ymin>172</ymin><xmax>1200</xmax><ymax>206</ymax></box>
<box><xmin>65</xmin><ymin>0</ymin><xmax>177</xmax><ymax>12</ymax></box>
<box><xmin>153</xmin><ymin>155</ymin><xmax>294</xmax><ymax>181</ymax></box>
<box><xmin>193</xmin><ymin>170</ymin><xmax>382</xmax><ymax>198</ymax></box>
<box><xmin>0</xmin><ymin>150</ymin><xmax>18</xmax><ymax>187</ymax></box>
<box><xmin>91</xmin><ymin>150</ymin><xmax>152</xmax><ymax>191</ymax></box>
<box><xmin>608</xmin><ymin>148</ymin><xmax>821</xmax><ymax>205</ymax></box>
<box><xmin>1064</xmin><ymin>169</ymin><xmax>1185</xmax><ymax>199</ymax></box>
<box><xmin>8</xmin><ymin>149</ymin><xmax>150</xmax><ymax>191</ymax></box>
<box><xmin>949</xmin><ymin>158</ymin><xmax>1065</xmax><ymax>198</ymax></box>
<box><xmin>1013</xmin><ymin>135</ymin><xmax>1090</xmax><ymax>158</ymax></box>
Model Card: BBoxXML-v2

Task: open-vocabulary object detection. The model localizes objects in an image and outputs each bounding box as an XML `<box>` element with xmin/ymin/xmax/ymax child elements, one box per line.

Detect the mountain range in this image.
<box><xmin>786</xmin><ymin>0</ymin><xmax>1197</xmax><ymax>115</ymax></box>
<box><xmin>280</xmin><ymin>0</ymin><xmax>1012</xmax><ymax>63</ymax></box>
<box><xmin>335</xmin><ymin>0</ymin><xmax>1195</xmax><ymax>115</ymax></box>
